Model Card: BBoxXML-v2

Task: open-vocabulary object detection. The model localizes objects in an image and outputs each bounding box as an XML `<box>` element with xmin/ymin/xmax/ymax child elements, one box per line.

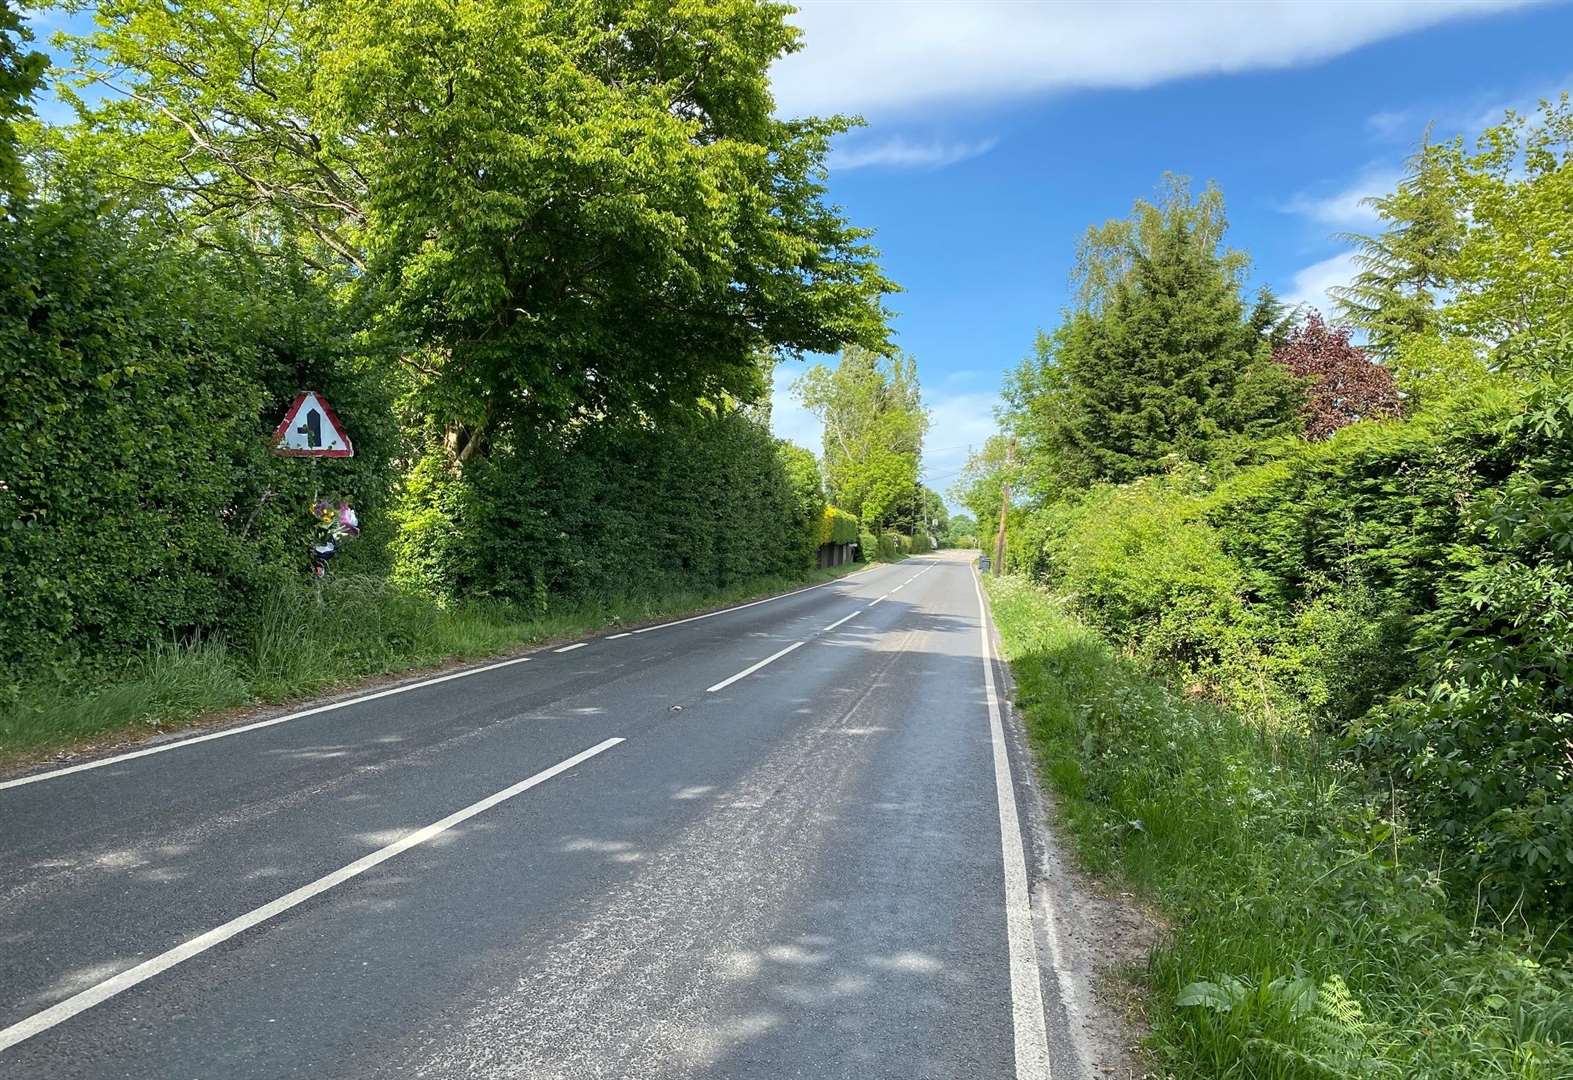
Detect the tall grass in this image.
<box><xmin>985</xmin><ymin>575</ymin><xmax>1573</xmax><ymax>1079</ymax></box>
<box><xmin>0</xmin><ymin>561</ymin><xmax>872</xmax><ymax>757</ymax></box>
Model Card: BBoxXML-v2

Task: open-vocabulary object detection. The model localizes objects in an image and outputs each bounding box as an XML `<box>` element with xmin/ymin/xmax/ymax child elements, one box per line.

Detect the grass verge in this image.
<box><xmin>1</xmin><ymin>560</ymin><xmax>879</xmax><ymax>761</ymax></box>
<box><xmin>984</xmin><ymin>574</ymin><xmax>1573</xmax><ymax>1079</ymax></box>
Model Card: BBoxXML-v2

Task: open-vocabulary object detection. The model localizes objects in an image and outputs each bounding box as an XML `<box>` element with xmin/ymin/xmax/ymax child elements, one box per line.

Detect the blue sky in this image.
<box><xmin>764</xmin><ymin>0</ymin><xmax>1573</xmax><ymax>506</ymax></box>
<box><xmin>22</xmin><ymin>2</ymin><xmax>1572</xmax><ymax>507</ymax></box>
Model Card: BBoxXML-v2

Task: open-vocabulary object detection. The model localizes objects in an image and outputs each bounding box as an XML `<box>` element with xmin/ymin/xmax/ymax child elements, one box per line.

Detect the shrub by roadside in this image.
<box><xmin>986</xmin><ymin>574</ymin><xmax>1573</xmax><ymax>1079</ymax></box>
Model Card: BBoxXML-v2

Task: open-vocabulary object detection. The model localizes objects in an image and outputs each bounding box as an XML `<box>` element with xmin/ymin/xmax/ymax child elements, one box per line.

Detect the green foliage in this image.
<box><xmin>987</xmin><ymin>576</ymin><xmax>1573</xmax><ymax>1079</ymax></box>
<box><xmin>1338</xmin><ymin>95</ymin><xmax>1573</xmax><ymax>373</ymax></box>
<box><xmin>0</xmin><ymin>184</ymin><xmax>395</xmax><ymax>677</ymax></box>
<box><xmin>793</xmin><ymin>346</ymin><xmax>927</xmax><ymax>528</ymax></box>
<box><xmin>59</xmin><ymin>0</ymin><xmax>895</xmax><ymax>440</ymax></box>
<box><xmin>0</xmin><ymin>0</ymin><xmax>45</xmax><ymax>209</ymax></box>
<box><xmin>390</xmin><ymin>410</ymin><xmax>806</xmax><ymax>610</ymax></box>
<box><xmin>1016</xmin><ymin>375</ymin><xmax>1573</xmax><ymax>914</ymax></box>
<box><xmin>1362</xmin><ymin>378</ymin><xmax>1573</xmax><ymax>913</ymax></box>
<box><xmin>941</xmin><ymin>512</ymin><xmax>977</xmax><ymax>548</ymax></box>
<box><xmin>779</xmin><ymin>441</ymin><xmax>827</xmax><ymax>568</ymax></box>
<box><xmin>1005</xmin><ymin>188</ymin><xmax>1299</xmax><ymax>492</ymax></box>
<box><xmin>1333</xmin><ymin>143</ymin><xmax>1462</xmax><ymax>359</ymax></box>
<box><xmin>817</xmin><ymin>505</ymin><xmax>859</xmax><ymax>547</ymax></box>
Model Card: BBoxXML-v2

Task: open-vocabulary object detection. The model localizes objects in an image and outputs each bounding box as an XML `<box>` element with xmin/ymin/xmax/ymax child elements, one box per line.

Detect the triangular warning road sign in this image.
<box><xmin>272</xmin><ymin>391</ymin><xmax>354</xmax><ymax>457</ymax></box>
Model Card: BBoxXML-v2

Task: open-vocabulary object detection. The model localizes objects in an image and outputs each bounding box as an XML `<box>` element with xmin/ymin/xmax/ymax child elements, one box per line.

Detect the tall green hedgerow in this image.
<box><xmin>0</xmin><ymin>186</ymin><xmax>395</xmax><ymax>679</ymax></box>
<box><xmin>818</xmin><ymin>506</ymin><xmax>859</xmax><ymax>547</ymax></box>
<box><xmin>390</xmin><ymin>410</ymin><xmax>805</xmax><ymax>613</ymax></box>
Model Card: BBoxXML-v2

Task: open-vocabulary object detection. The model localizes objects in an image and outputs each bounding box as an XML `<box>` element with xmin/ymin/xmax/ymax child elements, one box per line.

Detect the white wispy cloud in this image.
<box><xmin>772</xmin><ymin>1</ymin><xmax>1538</xmax><ymax>119</ymax></box>
<box><xmin>1364</xmin><ymin>73</ymin><xmax>1573</xmax><ymax>146</ymax></box>
<box><xmin>1281</xmin><ymin>166</ymin><xmax>1402</xmax><ymax>228</ymax></box>
<box><xmin>1284</xmin><ymin>250</ymin><xmax>1360</xmax><ymax>317</ymax></box>
<box><xmin>833</xmin><ymin>136</ymin><xmax>999</xmax><ymax>171</ymax></box>
<box><xmin>923</xmin><ymin>392</ymin><xmax>1000</xmax><ymax>508</ymax></box>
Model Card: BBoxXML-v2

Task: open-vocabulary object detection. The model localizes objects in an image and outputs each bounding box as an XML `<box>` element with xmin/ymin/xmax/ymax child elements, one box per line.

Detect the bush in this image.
<box><xmin>0</xmin><ymin>187</ymin><xmax>395</xmax><ymax>679</ymax></box>
<box><xmin>1014</xmin><ymin>378</ymin><xmax>1573</xmax><ymax>915</ymax></box>
<box><xmin>1361</xmin><ymin>379</ymin><xmax>1573</xmax><ymax>913</ymax></box>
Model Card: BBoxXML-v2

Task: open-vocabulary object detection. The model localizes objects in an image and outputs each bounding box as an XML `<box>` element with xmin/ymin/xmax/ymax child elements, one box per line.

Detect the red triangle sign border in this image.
<box><xmin>271</xmin><ymin>390</ymin><xmax>355</xmax><ymax>458</ymax></box>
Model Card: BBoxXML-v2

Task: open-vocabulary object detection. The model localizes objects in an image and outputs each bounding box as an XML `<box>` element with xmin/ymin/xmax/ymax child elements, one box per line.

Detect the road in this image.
<box><xmin>0</xmin><ymin>551</ymin><xmax>1083</xmax><ymax>1079</ymax></box>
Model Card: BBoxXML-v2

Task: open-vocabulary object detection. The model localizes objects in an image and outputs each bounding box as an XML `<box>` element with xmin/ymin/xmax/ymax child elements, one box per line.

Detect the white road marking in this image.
<box><xmin>0</xmin><ymin>738</ymin><xmax>625</xmax><ymax>1054</ymax></box>
<box><xmin>1</xmin><ymin>562</ymin><xmax>907</xmax><ymax>793</ymax></box>
<box><xmin>821</xmin><ymin>610</ymin><xmax>863</xmax><ymax>633</ymax></box>
<box><xmin>554</xmin><ymin>643</ymin><xmax>587</xmax><ymax>653</ymax></box>
<box><xmin>0</xmin><ymin>656</ymin><xmax>535</xmax><ymax>793</ymax></box>
<box><xmin>705</xmin><ymin>641</ymin><xmax>805</xmax><ymax>693</ymax></box>
<box><xmin>632</xmin><ymin>564</ymin><xmax>883</xmax><ymax>634</ymax></box>
<box><xmin>971</xmin><ymin>566</ymin><xmax>1053</xmax><ymax>1080</ymax></box>
<box><xmin>606</xmin><ymin>633</ymin><xmax>632</xmax><ymax>640</ymax></box>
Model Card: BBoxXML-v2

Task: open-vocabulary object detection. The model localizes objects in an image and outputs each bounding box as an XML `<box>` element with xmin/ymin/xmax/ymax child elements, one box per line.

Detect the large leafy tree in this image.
<box><xmin>1009</xmin><ymin>186</ymin><xmax>1298</xmax><ymax>489</ymax></box>
<box><xmin>57</xmin><ymin>0</ymin><xmax>894</xmax><ymax>450</ymax></box>
<box><xmin>792</xmin><ymin>346</ymin><xmax>926</xmax><ymax>529</ymax></box>
<box><xmin>0</xmin><ymin>1</ymin><xmax>45</xmax><ymax>210</ymax></box>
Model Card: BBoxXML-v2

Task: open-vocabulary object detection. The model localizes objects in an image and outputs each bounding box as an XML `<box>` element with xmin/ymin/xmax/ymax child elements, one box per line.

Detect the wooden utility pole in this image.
<box><xmin>992</xmin><ymin>438</ymin><xmax>1014</xmax><ymax>576</ymax></box>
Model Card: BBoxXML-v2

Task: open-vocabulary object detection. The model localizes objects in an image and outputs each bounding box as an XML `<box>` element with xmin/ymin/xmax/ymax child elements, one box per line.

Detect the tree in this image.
<box><xmin>0</xmin><ymin>1</ymin><xmax>45</xmax><ymax>210</ymax></box>
<box><xmin>949</xmin><ymin>435</ymin><xmax>1018</xmax><ymax>551</ymax></box>
<box><xmin>1010</xmin><ymin>199</ymin><xmax>1298</xmax><ymax>489</ymax></box>
<box><xmin>1433</xmin><ymin>95</ymin><xmax>1573</xmax><ymax>373</ymax></box>
<box><xmin>1332</xmin><ymin>138</ymin><xmax>1463</xmax><ymax>360</ymax></box>
<box><xmin>792</xmin><ymin>346</ymin><xmax>927</xmax><ymax>528</ymax></box>
<box><xmin>57</xmin><ymin>0</ymin><xmax>896</xmax><ymax>450</ymax></box>
<box><xmin>1271</xmin><ymin>311</ymin><xmax>1401</xmax><ymax>440</ymax></box>
<box><xmin>1071</xmin><ymin>174</ymin><xmax>1246</xmax><ymax>314</ymax></box>
<box><xmin>942</xmin><ymin>513</ymin><xmax>977</xmax><ymax>547</ymax></box>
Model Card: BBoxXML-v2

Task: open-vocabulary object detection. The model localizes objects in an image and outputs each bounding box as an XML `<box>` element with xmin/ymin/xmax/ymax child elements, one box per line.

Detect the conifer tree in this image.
<box><xmin>1333</xmin><ymin>141</ymin><xmax>1462</xmax><ymax>359</ymax></box>
<box><xmin>1040</xmin><ymin>217</ymin><xmax>1299</xmax><ymax>485</ymax></box>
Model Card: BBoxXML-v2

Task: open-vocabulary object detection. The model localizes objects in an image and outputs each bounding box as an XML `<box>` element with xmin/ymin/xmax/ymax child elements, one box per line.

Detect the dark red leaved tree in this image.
<box><xmin>1272</xmin><ymin>312</ymin><xmax>1401</xmax><ymax>440</ymax></box>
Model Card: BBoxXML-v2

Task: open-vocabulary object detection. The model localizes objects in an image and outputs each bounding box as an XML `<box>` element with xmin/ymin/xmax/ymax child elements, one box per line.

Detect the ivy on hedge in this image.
<box><xmin>818</xmin><ymin>506</ymin><xmax>859</xmax><ymax>547</ymax></box>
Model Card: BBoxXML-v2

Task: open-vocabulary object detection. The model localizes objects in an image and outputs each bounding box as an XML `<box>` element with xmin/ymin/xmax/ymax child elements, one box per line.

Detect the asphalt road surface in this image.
<box><xmin>0</xmin><ymin>551</ymin><xmax>1083</xmax><ymax>1079</ymax></box>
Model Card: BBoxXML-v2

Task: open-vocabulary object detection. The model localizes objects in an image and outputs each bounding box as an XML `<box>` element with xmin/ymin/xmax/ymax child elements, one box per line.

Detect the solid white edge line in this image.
<box><xmin>971</xmin><ymin>566</ymin><xmax>1053</xmax><ymax>1080</ymax></box>
<box><xmin>0</xmin><ymin>737</ymin><xmax>625</xmax><ymax>1054</ymax></box>
<box><xmin>821</xmin><ymin>609</ymin><xmax>863</xmax><ymax>633</ymax></box>
<box><xmin>704</xmin><ymin>641</ymin><xmax>805</xmax><ymax>693</ymax></box>
<box><xmin>554</xmin><ymin>642</ymin><xmax>587</xmax><ymax>653</ymax></box>
<box><xmin>0</xmin><ymin>656</ymin><xmax>536</xmax><ymax>793</ymax></box>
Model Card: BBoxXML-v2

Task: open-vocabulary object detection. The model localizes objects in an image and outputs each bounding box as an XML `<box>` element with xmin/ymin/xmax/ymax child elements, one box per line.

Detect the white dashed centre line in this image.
<box><xmin>705</xmin><ymin>641</ymin><xmax>805</xmax><ymax>693</ymax></box>
<box><xmin>0</xmin><ymin>738</ymin><xmax>626</xmax><ymax>1054</ymax></box>
<box><xmin>821</xmin><ymin>610</ymin><xmax>863</xmax><ymax>633</ymax></box>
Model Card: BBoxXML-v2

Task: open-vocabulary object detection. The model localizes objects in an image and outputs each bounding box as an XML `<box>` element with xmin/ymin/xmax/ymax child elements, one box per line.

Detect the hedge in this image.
<box><xmin>391</xmin><ymin>412</ymin><xmax>809</xmax><ymax>611</ymax></box>
<box><xmin>0</xmin><ymin>189</ymin><xmax>395</xmax><ymax>678</ymax></box>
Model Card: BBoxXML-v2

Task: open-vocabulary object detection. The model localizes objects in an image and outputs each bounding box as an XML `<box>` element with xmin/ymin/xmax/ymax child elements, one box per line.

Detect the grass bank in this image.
<box><xmin>985</xmin><ymin>574</ymin><xmax>1573</xmax><ymax>1079</ymax></box>
<box><xmin>1</xmin><ymin>560</ymin><xmax>879</xmax><ymax>761</ymax></box>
